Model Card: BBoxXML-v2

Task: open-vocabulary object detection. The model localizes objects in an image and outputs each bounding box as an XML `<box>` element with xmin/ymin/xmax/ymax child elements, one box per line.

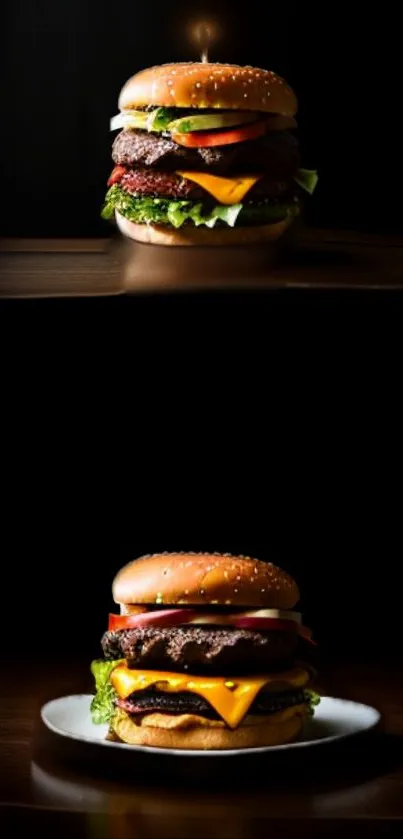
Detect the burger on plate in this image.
<box><xmin>101</xmin><ymin>63</ymin><xmax>318</xmax><ymax>246</ymax></box>
<box><xmin>91</xmin><ymin>552</ymin><xmax>319</xmax><ymax>750</ymax></box>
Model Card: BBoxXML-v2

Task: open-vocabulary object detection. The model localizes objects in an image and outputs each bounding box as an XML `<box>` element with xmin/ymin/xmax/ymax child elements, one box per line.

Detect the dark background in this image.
<box><xmin>1</xmin><ymin>0</ymin><xmax>401</xmax><ymax>236</ymax></box>
<box><xmin>0</xmin><ymin>2</ymin><xmax>402</xmax><ymax>667</ymax></box>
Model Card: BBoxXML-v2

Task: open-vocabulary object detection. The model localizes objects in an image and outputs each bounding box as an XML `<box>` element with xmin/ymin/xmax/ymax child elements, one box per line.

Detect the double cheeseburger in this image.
<box><xmin>91</xmin><ymin>553</ymin><xmax>319</xmax><ymax>750</ymax></box>
<box><xmin>101</xmin><ymin>63</ymin><xmax>318</xmax><ymax>246</ymax></box>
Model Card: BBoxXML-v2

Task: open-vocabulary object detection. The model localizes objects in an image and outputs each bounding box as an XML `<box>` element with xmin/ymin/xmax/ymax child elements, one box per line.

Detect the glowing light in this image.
<box><xmin>190</xmin><ymin>21</ymin><xmax>218</xmax><ymax>63</ymax></box>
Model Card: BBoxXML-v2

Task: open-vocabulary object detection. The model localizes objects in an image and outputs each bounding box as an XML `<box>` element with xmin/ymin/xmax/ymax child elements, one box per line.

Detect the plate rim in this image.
<box><xmin>40</xmin><ymin>694</ymin><xmax>381</xmax><ymax>757</ymax></box>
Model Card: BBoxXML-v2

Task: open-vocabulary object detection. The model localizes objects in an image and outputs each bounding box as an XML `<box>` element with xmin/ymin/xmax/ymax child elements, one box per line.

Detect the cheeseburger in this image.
<box><xmin>91</xmin><ymin>553</ymin><xmax>319</xmax><ymax>750</ymax></box>
<box><xmin>101</xmin><ymin>63</ymin><xmax>318</xmax><ymax>246</ymax></box>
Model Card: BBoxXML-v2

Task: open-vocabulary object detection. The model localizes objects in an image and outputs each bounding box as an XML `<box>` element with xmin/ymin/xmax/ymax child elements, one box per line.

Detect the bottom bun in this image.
<box><xmin>115</xmin><ymin>211</ymin><xmax>292</xmax><ymax>247</ymax></box>
<box><xmin>111</xmin><ymin>707</ymin><xmax>306</xmax><ymax>750</ymax></box>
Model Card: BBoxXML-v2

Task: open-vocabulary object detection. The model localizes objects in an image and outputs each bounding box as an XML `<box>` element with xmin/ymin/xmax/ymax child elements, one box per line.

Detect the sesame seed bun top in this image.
<box><xmin>112</xmin><ymin>552</ymin><xmax>299</xmax><ymax>609</ymax></box>
<box><xmin>118</xmin><ymin>63</ymin><xmax>297</xmax><ymax>117</ymax></box>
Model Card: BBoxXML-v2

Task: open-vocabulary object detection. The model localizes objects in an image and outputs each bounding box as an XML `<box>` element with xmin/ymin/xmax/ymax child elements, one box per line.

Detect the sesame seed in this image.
<box><xmin>211</xmin><ymin>599</ymin><xmax>219</xmax><ymax>604</ymax></box>
<box><xmin>191</xmin><ymin>93</ymin><xmax>197</xmax><ymax>98</ymax></box>
<box><xmin>186</xmin><ymin>561</ymin><xmax>192</xmax><ymax>567</ymax></box>
<box><xmin>236</xmin><ymin>575</ymin><xmax>241</xmax><ymax>581</ymax></box>
<box><xmin>196</xmin><ymin>82</ymin><xmax>201</xmax><ymax>88</ymax></box>
<box><xmin>232</xmin><ymin>75</ymin><xmax>237</xmax><ymax>81</ymax></box>
<box><xmin>225</xmin><ymin>599</ymin><xmax>232</xmax><ymax>604</ymax></box>
<box><xmin>224</xmin><ymin>571</ymin><xmax>229</xmax><ymax>579</ymax></box>
<box><xmin>214</xmin><ymin>82</ymin><xmax>219</xmax><ymax>90</ymax></box>
<box><xmin>261</xmin><ymin>588</ymin><xmax>265</xmax><ymax>593</ymax></box>
<box><xmin>200</xmin><ymin>589</ymin><xmax>205</xmax><ymax>595</ymax></box>
<box><xmin>254</xmin><ymin>568</ymin><xmax>258</xmax><ymax>575</ymax></box>
<box><xmin>243</xmin><ymin>93</ymin><xmax>248</xmax><ymax>98</ymax></box>
<box><xmin>231</xmin><ymin>564</ymin><xmax>236</xmax><ymax>570</ymax></box>
<box><xmin>234</xmin><ymin>588</ymin><xmax>239</xmax><ymax>593</ymax></box>
<box><xmin>167</xmin><ymin>80</ymin><xmax>173</xmax><ymax>86</ymax></box>
<box><xmin>170</xmin><ymin>90</ymin><xmax>175</xmax><ymax>96</ymax></box>
<box><xmin>184</xmin><ymin>589</ymin><xmax>189</xmax><ymax>595</ymax></box>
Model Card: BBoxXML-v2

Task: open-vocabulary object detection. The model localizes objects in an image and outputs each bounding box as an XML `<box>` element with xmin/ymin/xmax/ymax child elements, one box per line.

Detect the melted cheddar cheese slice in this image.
<box><xmin>110</xmin><ymin>666</ymin><xmax>309</xmax><ymax>729</ymax></box>
<box><xmin>175</xmin><ymin>171</ymin><xmax>263</xmax><ymax>205</ymax></box>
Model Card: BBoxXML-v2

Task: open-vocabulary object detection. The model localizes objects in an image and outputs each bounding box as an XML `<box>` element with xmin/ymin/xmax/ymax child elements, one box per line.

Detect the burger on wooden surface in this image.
<box><xmin>91</xmin><ymin>552</ymin><xmax>319</xmax><ymax>750</ymax></box>
<box><xmin>102</xmin><ymin>64</ymin><xmax>318</xmax><ymax>246</ymax></box>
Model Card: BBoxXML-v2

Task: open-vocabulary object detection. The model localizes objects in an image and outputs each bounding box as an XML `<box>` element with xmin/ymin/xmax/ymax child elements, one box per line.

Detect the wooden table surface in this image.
<box><xmin>0</xmin><ymin>229</ymin><xmax>402</xmax><ymax>297</ymax></box>
<box><xmin>1</xmin><ymin>658</ymin><xmax>402</xmax><ymax>837</ymax></box>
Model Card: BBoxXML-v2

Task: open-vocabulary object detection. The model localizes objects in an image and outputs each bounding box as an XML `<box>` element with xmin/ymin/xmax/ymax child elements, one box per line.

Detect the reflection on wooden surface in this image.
<box><xmin>0</xmin><ymin>657</ymin><xmax>403</xmax><ymax>837</ymax></box>
<box><xmin>0</xmin><ymin>229</ymin><xmax>402</xmax><ymax>298</ymax></box>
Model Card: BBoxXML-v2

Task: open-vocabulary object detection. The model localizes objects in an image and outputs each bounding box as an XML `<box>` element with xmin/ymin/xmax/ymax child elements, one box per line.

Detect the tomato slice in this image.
<box><xmin>107</xmin><ymin>165</ymin><xmax>127</xmax><ymax>186</ymax></box>
<box><xmin>171</xmin><ymin>119</ymin><xmax>269</xmax><ymax>148</ymax></box>
<box><xmin>108</xmin><ymin>609</ymin><xmax>196</xmax><ymax>631</ymax></box>
<box><xmin>233</xmin><ymin>617</ymin><xmax>299</xmax><ymax>632</ymax></box>
<box><xmin>233</xmin><ymin>616</ymin><xmax>315</xmax><ymax>642</ymax></box>
<box><xmin>107</xmin><ymin>610</ymin><xmax>316</xmax><ymax>643</ymax></box>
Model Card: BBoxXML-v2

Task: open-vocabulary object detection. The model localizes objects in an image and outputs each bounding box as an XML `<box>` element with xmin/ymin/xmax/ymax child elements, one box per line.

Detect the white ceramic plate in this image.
<box><xmin>41</xmin><ymin>695</ymin><xmax>380</xmax><ymax>756</ymax></box>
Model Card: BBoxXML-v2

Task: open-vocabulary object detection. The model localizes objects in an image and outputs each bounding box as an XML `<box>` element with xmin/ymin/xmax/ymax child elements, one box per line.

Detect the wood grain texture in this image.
<box><xmin>0</xmin><ymin>658</ymin><xmax>402</xmax><ymax>835</ymax></box>
<box><xmin>0</xmin><ymin>230</ymin><xmax>402</xmax><ymax>298</ymax></box>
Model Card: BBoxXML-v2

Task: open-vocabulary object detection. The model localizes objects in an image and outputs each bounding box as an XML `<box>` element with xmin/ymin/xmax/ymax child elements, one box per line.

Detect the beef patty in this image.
<box><xmin>117</xmin><ymin>687</ymin><xmax>307</xmax><ymax>719</ymax></box>
<box><xmin>120</xmin><ymin>168</ymin><xmax>291</xmax><ymax>201</ymax></box>
<box><xmin>112</xmin><ymin>129</ymin><xmax>299</xmax><ymax>178</ymax></box>
<box><xmin>101</xmin><ymin>625</ymin><xmax>297</xmax><ymax>674</ymax></box>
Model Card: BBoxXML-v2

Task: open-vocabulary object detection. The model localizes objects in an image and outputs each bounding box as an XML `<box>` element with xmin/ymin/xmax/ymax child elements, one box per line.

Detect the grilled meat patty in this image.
<box><xmin>120</xmin><ymin>168</ymin><xmax>205</xmax><ymax>200</ymax></box>
<box><xmin>101</xmin><ymin>626</ymin><xmax>297</xmax><ymax>674</ymax></box>
<box><xmin>117</xmin><ymin>687</ymin><xmax>307</xmax><ymax>719</ymax></box>
<box><xmin>112</xmin><ymin>129</ymin><xmax>299</xmax><ymax>178</ymax></box>
<box><xmin>120</xmin><ymin>168</ymin><xmax>291</xmax><ymax>201</ymax></box>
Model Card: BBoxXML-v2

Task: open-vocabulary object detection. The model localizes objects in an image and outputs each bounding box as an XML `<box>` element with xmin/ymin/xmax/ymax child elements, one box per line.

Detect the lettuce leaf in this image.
<box><xmin>294</xmin><ymin>168</ymin><xmax>319</xmax><ymax>195</ymax></box>
<box><xmin>146</xmin><ymin>107</ymin><xmax>178</xmax><ymax>132</ymax></box>
<box><xmin>239</xmin><ymin>200</ymin><xmax>300</xmax><ymax>226</ymax></box>
<box><xmin>101</xmin><ymin>185</ymin><xmax>299</xmax><ymax>229</ymax></box>
<box><xmin>90</xmin><ymin>659</ymin><xmax>123</xmax><ymax>724</ymax></box>
<box><xmin>304</xmin><ymin>689</ymin><xmax>321</xmax><ymax>716</ymax></box>
<box><xmin>102</xmin><ymin>185</ymin><xmax>243</xmax><ymax>228</ymax></box>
